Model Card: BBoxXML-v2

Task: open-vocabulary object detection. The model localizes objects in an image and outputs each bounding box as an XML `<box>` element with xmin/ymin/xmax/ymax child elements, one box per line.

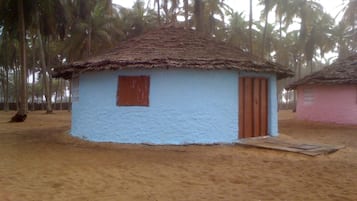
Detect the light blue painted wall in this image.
<box><xmin>72</xmin><ymin>69</ymin><xmax>239</xmax><ymax>144</ymax></box>
<box><xmin>72</xmin><ymin>69</ymin><xmax>278</xmax><ymax>144</ymax></box>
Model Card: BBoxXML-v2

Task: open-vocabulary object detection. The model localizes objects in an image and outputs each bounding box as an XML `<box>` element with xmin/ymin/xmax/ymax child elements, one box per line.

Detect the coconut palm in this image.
<box><xmin>29</xmin><ymin>0</ymin><xmax>68</xmax><ymax>113</ymax></box>
<box><xmin>334</xmin><ymin>22</ymin><xmax>353</xmax><ymax>58</ymax></box>
<box><xmin>63</xmin><ymin>0</ymin><xmax>124</xmax><ymax>61</ymax></box>
<box><xmin>119</xmin><ymin>0</ymin><xmax>158</xmax><ymax>38</ymax></box>
<box><xmin>183</xmin><ymin>0</ymin><xmax>189</xmax><ymax>26</ymax></box>
<box><xmin>254</xmin><ymin>22</ymin><xmax>279</xmax><ymax>60</ymax></box>
<box><xmin>155</xmin><ymin>0</ymin><xmax>161</xmax><ymax>24</ymax></box>
<box><xmin>341</xmin><ymin>0</ymin><xmax>357</xmax><ymax>31</ymax></box>
<box><xmin>193</xmin><ymin>0</ymin><xmax>204</xmax><ymax>31</ymax></box>
<box><xmin>16</xmin><ymin>0</ymin><xmax>28</xmax><ymax>120</ymax></box>
<box><xmin>161</xmin><ymin>0</ymin><xmax>180</xmax><ymax>23</ymax></box>
<box><xmin>302</xmin><ymin>10</ymin><xmax>335</xmax><ymax>73</ymax></box>
<box><xmin>249</xmin><ymin>0</ymin><xmax>253</xmax><ymax>53</ymax></box>
<box><xmin>193</xmin><ymin>0</ymin><xmax>233</xmax><ymax>36</ymax></box>
<box><xmin>0</xmin><ymin>0</ymin><xmax>34</xmax><ymax>121</ymax></box>
<box><xmin>259</xmin><ymin>0</ymin><xmax>273</xmax><ymax>58</ymax></box>
<box><xmin>337</xmin><ymin>0</ymin><xmax>357</xmax><ymax>57</ymax></box>
<box><xmin>0</xmin><ymin>30</ymin><xmax>18</xmax><ymax>111</ymax></box>
<box><xmin>227</xmin><ymin>12</ymin><xmax>250</xmax><ymax>51</ymax></box>
<box><xmin>204</xmin><ymin>0</ymin><xmax>232</xmax><ymax>35</ymax></box>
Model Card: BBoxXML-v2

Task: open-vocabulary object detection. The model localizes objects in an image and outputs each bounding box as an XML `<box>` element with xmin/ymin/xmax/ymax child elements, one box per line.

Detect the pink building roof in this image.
<box><xmin>287</xmin><ymin>54</ymin><xmax>357</xmax><ymax>89</ymax></box>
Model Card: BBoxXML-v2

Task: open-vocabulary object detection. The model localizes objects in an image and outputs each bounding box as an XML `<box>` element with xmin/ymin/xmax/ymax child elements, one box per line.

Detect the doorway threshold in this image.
<box><xmin>238</xmin><ymin>135</ymin><xmax>344</xmax><ymax>156</ymax></box>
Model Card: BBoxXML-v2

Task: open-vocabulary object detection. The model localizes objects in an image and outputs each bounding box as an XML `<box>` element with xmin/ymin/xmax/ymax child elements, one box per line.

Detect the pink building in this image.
<box><xmin>288</xmin><ymin>54</ymin><xmax>357</xmax><ymax>125</ymax></box>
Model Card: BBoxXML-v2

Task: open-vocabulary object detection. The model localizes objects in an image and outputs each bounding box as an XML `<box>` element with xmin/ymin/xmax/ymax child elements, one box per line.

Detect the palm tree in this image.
<box><xmin>15</xmin><ymin>0</ymin><xmax>28</xmax><ymax>121</ymax></box>
<box><xmin>259</xmin><ymin>0</ymin><xmax>273</xmax><ymax>59</ymax></box>
<box><xmin>118</xmin><ymin>0</ymin><xmax>157</xmax><ymax>39</ymax></box>
<box><xmin>341</xmin><ymin>0</ymin><xmax>356</xmax><ymax>31</ymax></box>
<box><xmin>302</xmin><ymin>9</ymin><xmax>335</xmax><ymax>73</ymax></box>
<box><xmin>1</xmin><ymin>0</ymin><xmax>68</xmax><ymax>116</ymax></box>
<box><xmin>29</xmin><ymin>0</ymin><xmax>68</xmax><ymax>113</ymax></box>
<box><xmin>193</xmin><ymin>0</ymin><xmax>204</xmax><ymax>31</ymax></box>
<box><xmin>227</xmin><ymin>12</ymin><xmax>250</xmax><ymax>51</ymax></box>
<box><xmin>155</xmin><ymin>0</ymin><xmax>161</xmax><ymax>25</ymax></box>
<box><xmin>205</xmin><ymin>0</ymin><xmax>232</xmax><ymax>31</ymax></box>
<box><xmin>337</xmin><ymin>0</ymin><xmax>357</xmax><ymax>57</ymax></box>
<box><xmin>193</xmin><ymin>0</ymin><xmax>233</xmax><ymax>36</ymax></box>
<box><xmin>0</xmin><ymin>30</ymin><xmax>17</xmax><ymax>112</ymax></box>
<box><xmin>161</xmin><ymin>0</ymin><xmax>180</xmax><ymax>23</ymax></box>
<box><xmin>0</xmin><ymin>0</ymin><xmax>32</xmax><ymax>121</ymax></box>
<box><xmin>183</xmin><ymin>0</ymin><xmax>189</xmax><ymax>27</ymax></box>
<box><xmin>334</xmin><ymin>22</ymin><xmax>352</xmax><ymax>58</ymax></box>
<box><xmin>254</xmin><ymin>22</ymin><xmax>279</xmax><ymax>60</ymax></box>
<box><xmin>274</xmin><ymin>0</ymin><xmax>328</xmax><ymax>76</ymax></box>
<box><xmin>267</xmin><ymin>0</ymin><xmax>299</xmax><ymax>37</ymax></box>
<box><xmin>249</xmin><ymin>0</ymin><xmax>253</xmax><ymax>54</ymax></box>
<box><xmin>63</xmin><ymin>0</ymin><xmax>123</xmax><ymax>60</ymax></box>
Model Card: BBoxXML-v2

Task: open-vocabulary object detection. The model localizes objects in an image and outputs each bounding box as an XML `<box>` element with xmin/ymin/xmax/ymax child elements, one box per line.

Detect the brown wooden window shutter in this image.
<box><xmin>117</xmin><ymin>76</ymin><xmax>150</xmax><ymax>106</ymax></box>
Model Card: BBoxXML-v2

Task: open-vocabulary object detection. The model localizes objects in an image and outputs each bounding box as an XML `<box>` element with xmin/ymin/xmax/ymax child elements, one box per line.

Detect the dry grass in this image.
<box><xmin>0</xmin><ymin>110</ymin><xmax>356</xmax><ymax>201</ymax></box>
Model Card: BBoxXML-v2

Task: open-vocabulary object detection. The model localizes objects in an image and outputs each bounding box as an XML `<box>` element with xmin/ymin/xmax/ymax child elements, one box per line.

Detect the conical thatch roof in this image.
<box><xmin>54</xmin><ymin>26</ymin><xmax>293</xmax><ymax>79</ymax></box>
<box><xmin>287</xmin><ymin>54</ymin><xmax>357</xmax><ymax>89</ymax></box>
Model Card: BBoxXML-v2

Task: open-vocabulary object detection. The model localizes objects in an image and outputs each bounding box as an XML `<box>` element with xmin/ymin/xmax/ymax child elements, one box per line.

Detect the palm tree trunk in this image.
<box><xmin>194</xmin><ymin>0</ymin><xmax>203</xmax><ymax>32</ymax></box>
<box><xmin>10</xmin><ymin>0</ymin><xmax>28</xmax><ymax>121</ymax></box>
<box><xmin>184</xmin><ymin>0</ymin><xmax>189</xmax><ymax>27</ymax></box>
<box><xmin>4</xmin><ymin>68</ymin><xmax>9</xmax><ymax>111</ymax></box>
<box><xmin>209</xmin><ymin>11</ymin><xmax>214</xmax><ymax>34</ymax></box>
<box><xmin>14</xmin><ymin>65</ymin><xmax>19</xmax><ymax>111</ymax></box>
<box><xmin>156</xmin><ymin>0</ymin><xmax>161</xmax><ymax>25</ymax></box>
<box><xmin>41</xmin><ymin>79</ymin><xmax>45</xmax><ymax>110</ymax></box>
<box><xmin>261</xmin><ymin>0</ymin><xmax>270</xmax><ymax>59</ymax></box>
<box><xmin>107</xmin><ymin>0</ymin><xmax>112</xmax><ymax>16</ymax></box>
<box><xmin>31</xmin><ymin>46</ymin><xmax>36</xmax><ymax>111</ymax></box>
<box><xmin>88</xmin><ymin>22</ymin><xmax>92</xmax><ymax>57</ymax></box>
<box><xmin>308</xmin><ymin>60</ymin><xmax>313</xmax><ymax>74</ymax></box>
<box><xmin>31</xmin><ymin>69</ymin><xmax>35</xmax><ymax>111</ymax></box>
<box><xmin>68</xmin><ymin>79</ymin><xmax>72</xmax><ymax>112</ymax></box>
<box><xmin>279</xmin><ymin>15</ymin><xmax>282</xmax><ymax>40</ymax></box>
<box><xmin>0</xmin><ymin>72</ymin><xmax>5</xmax><ymax>111</ymax></box>
<box><xmin>49</xmin><ymin>71</ymin><xmax>53</xmax><ymax>109</ymax></box>
<box><xmin>163</xmin><ymin>0</ymin><xmax>169</xmax><ymax>23</ymax></box>
<box><xmin>59</xmin><ymin>79</ymin><xmax>63</xmax><ymax>110</ymax></box>
<box><xmin>249</xmin><ymin>0</ymin><xmax>253</xmax><ymax>54</ymax></box>
<box><xmin>54</xmin><ymin>79</ymin><xmax>59</xmax><ymax>110</ymax></box>
<box><xmin>297</xmin><ymin>57</ymin><xmax>302</xmax><ymax>79</ymax></box>
<box><xmin>36</xmin><ymin>9</ymin><xmax>52</xmax><ymax>113</ymax></box>
<box><xmin>1</xmin><ymin>68</ymin><xmax>9</xmax><ymax>112</ymax></box>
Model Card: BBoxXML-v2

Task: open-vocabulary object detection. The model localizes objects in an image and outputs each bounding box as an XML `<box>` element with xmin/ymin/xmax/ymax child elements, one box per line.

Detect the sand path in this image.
<box><xmin>0</xmin><ymin>111</ymin><xmax>356</xmax><ymax>200</ymax></box>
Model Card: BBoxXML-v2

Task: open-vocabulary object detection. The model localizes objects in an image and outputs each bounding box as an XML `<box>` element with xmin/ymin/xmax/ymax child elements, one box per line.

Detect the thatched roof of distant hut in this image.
<box><xmin>54</xmin><ymin>26</ymin><xmax>294</xmax><ymax>80</ymax></box>
<box><xmin>287</xmin><ymin>54</ymin><xmax>357</xmax><ymax>90</ymax></box>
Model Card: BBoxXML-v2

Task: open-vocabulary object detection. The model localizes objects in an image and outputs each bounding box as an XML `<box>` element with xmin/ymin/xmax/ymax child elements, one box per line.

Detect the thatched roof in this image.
<box><xmin>54</xmin><ymin>26</ymin><xmax>294</xmax><ymax>79</ymax></box>
<box><xmin>287</xmin><ymin>54</ymin><xmax>357</xmax><ymax>90</ymax></box>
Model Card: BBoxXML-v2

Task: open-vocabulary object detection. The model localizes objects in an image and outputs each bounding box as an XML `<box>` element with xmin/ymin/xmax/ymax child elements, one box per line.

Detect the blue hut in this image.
<box><xmin>54</xmin><ymin>26</ymin><xmax>293</xmax><ymax>144</ymax></box>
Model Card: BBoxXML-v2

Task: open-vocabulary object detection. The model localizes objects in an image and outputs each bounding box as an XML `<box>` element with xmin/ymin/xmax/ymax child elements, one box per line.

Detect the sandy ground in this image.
<box><xmin>0</xmin><ymin>111</ymin><xmax>356</xmax><ymax>201</ymax></box>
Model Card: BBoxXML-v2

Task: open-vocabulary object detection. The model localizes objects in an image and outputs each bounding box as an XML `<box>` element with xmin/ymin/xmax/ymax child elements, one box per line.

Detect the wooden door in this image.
<box><xmin>239</xmin><ymin>77</ymin><xmax>268</xmax><ymax>139</ymax></box>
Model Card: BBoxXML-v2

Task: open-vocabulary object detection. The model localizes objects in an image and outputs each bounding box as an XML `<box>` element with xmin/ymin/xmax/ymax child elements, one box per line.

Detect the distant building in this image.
<box><xmin>287</xmin><ymin>54</ymin><xmax>357</xmax><ymax>125</ymax></box>
<box><xmin>54</xmin><ymin>26</ymin><xmax>293</xmax><ymax>144</ymax></box>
